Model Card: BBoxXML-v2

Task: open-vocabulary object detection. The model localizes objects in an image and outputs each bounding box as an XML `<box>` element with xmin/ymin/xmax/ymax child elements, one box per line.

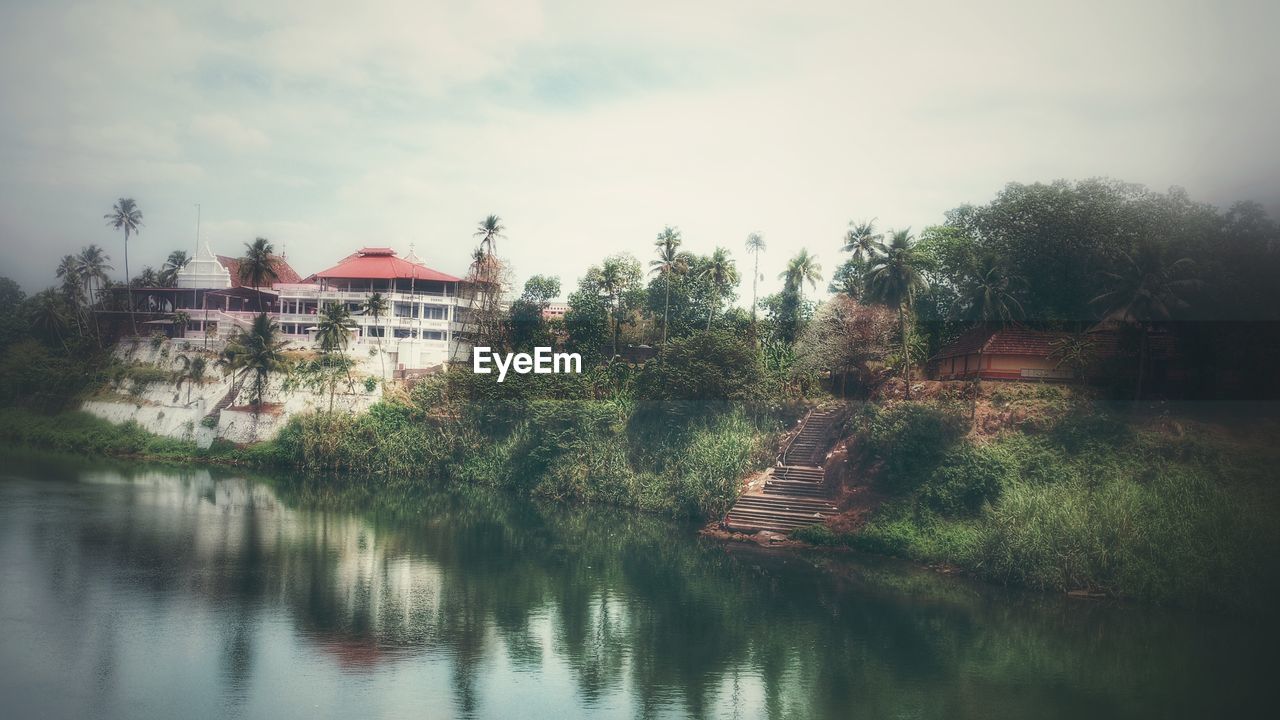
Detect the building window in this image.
<box><xmin>422</xmin><ymin>305</ymin><xmax>446</xmax><ymax>320</ymax></box>
<box><xmin>424</xmin><ymin>331</ymin><xmax>444</xmax><ymax>341</ymax></box>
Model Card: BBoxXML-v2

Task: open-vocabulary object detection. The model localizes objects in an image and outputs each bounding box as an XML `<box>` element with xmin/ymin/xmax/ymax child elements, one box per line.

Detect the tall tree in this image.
<box><xmin>955</xmin><ymin>253</ymin><xmax>1025</xmax><ymax>325</ymax></box>
<box><xmin>744</xmin><ymin>232</ymin><xmax>766</xmax><ymax>329</ymax></box>
<box><xmin>315</xmin><ymin>303</ymin><xmax>358</xmax><ymax>412</ymax></box>
<box><xmin>841</xmin><ymin>219</ymin><xmax>885</xmax><ymax>261</ymax></box>
<box><xmin>583</xmin><ymin>254</ymin><xmax>643</xmax><ymax>358</ymax></box>
<box><xmin>104</xmin><ymin>198</ymin><xmax>142</xmax><ymax>334</ymax></box>
<box><xmin>779</xmin><ymin>249</ymin><xmax>823</xmax><ymax>299</ymax></box>
<box><xmin>474</xmin><ymin>214</ymin><xmax>506</xmax><ymax>256</ymax></box>
<box><xmin>28</xmin><ymin>289</ymin><xmax>72</xmax><ymax>354</ymax></box>
<box><xmin>76</xmin><ymin>244</ymin><xmax>112</xmax><ymax>308</ymax></box>
<box><xmin>698</xmin><ymin>246</ymin><xmax>738</xmax><ymax>330</ymax></box>
<box><xmin>363</xmin><ymin>292</ymin><xmax>388</xmax><ymax>380</ymax></box>
<box><xmin>1091</xmin><ymin>241</ymin><xmax>1198</xmax><ymax>399</ymax></box>
<box><xmin>238</xmin><ymin>238</ymin><xmax>279</xmax><ymax>311</ymax></box>
<box><xmin>159</xmin><ymin>250</ymin><xmax>190</xmax><ymax>287</ymax></box>
<box><xmin>649</xmin><ymin>226</ymin><xmax>684</xmax><ymax>349</ymax></box>
<box><xmin>865</xmin><ymin>229</ymin><xmax>928</xmax><ymax>399</ymax></box>
<box><xmin>219</xmin><ymin>313</ymin><xmax>286</xmax><ymax>413</ymax></box>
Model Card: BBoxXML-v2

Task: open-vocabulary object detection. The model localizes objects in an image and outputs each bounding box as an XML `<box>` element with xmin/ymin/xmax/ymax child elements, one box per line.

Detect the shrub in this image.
<box><xmin>922</xmin><ymin>443</ymin><xmax>1014</xmax><ymax>515</ymax></box>
<box><xmin>859</xmin><ymin>402</ymin><xmax>967</xmax><ymax>491</ymax></box>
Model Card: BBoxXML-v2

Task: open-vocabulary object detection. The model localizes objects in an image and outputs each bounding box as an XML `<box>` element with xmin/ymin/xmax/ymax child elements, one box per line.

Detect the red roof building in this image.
<box><xmin>308</xmin><ymin>247</ymin><xmax>461</xmax><ymax>291</ymax></box>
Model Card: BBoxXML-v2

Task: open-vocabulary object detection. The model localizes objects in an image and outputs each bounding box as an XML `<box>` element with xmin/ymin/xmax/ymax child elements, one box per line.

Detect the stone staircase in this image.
<box><xmin>723</xmin><ymin>406</ymin><xmax>844</xmax><ymax>534</ymax></box>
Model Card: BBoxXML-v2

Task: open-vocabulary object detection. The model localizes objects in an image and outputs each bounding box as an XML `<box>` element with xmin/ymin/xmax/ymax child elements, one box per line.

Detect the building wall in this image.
<box><xmin>936</xmin><ymin>353</ymin><xmax>1076</xmax><ymax>381</ymax></box>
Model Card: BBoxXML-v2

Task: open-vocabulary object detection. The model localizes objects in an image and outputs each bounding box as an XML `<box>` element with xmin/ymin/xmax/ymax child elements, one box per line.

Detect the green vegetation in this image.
<box><xmin>826</xmin><ymin>398</ymin><xmax>1280</xmax><ymax>612</ymax></box>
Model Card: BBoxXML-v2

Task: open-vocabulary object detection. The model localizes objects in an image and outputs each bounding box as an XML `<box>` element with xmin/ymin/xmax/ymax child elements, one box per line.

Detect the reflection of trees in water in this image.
<box><xmin>21</xmin><ymin>460</ymin><xmax>1276</xmax><ymax>719</ymax></box>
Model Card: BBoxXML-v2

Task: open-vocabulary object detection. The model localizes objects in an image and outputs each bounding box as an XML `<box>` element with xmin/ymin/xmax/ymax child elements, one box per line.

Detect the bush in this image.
<box><xmin>859</xmin><ymin>402</ymin><xmax>967</xmax><ymax>491</ymax></box>
<box><xmin>635</xmin><ymin>331</ymin><xmax>765</xmax><ymax>414</ymax></box>
<box><xmin>921</xmin><ymin>443</ymin><xmax>1014</xmax><ymax>515</ymax></box>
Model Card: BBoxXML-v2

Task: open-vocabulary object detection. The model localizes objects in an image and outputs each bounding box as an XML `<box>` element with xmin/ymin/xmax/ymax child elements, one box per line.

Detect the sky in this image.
<box><xmin>1</xmin><ymin>0</ymin><xmax>1278</xmax><ymax>301</ymax></box>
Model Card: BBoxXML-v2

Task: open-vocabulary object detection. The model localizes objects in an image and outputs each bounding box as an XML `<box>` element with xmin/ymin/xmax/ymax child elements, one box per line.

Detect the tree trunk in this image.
<box><xmin>124</xmin><ymin>230</ymin><xmax>137</xmax><ymax>336</ymax></box>
<box><xmin>662</xmin><ymin>274</ymin><xmax>670</xmax><ymax>349</ymax></box>
<box><xmin>900</xmin><ymin>303</ymin><xmax>911</xmax><ymax>400</ymax></box>
<box><xmin>706</xmin><ymin>297</ymin><xmax>715</xmax><ymax>331</ymax></box>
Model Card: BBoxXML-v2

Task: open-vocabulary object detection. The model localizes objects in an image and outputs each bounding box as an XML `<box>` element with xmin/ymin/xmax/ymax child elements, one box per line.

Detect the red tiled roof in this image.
<box><xmin>217</xmin><ymin>255</ymin><xmax>304</xmax><ymax>287</ymax></box>
<box><xmin>935</xmin><ymin>325</ymin><xmax>1173</xmax><ymax>361</ymax></box>
<box><xmin>311</xmin><ymin>249</ymin><xmax>461</xmax><ymax>282</ymax></box>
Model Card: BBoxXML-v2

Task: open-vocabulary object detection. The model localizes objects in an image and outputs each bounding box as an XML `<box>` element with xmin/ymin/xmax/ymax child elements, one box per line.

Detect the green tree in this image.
<box><xmin>316</xmin><ymin>303</ymin><xmax>358</xmax><ymax>411</ymax></box>
<box><xmin>649</xmin><ymin>226</ymin><xmax>684</xmax><ymax>349</ymax></box>
<box><xmin>509</xmin><ymin>275</ymin><xmax>561</xmax><ymax>351</ymax></box>
<box><xmin>239</xmin><ymin>238</ymin><xmax>279</xmax><ymax>311</ymax></box>
<box><xmin>698</xmin><ymin>246</ymin><xmax>738</xmax><ymax>331</ymax></box>
<box><xmin>955</xmin><ymin>253</ymin><xmax>1025</xmax><ymax>324</ymax></box>
<box><xmin>363</xmin><ymin>292</ymin><xmax>388</xmax><ymax>380</ymax></box>
<box><xmin>583</xmin><ymin>254</ymin><xmax>643</xmax><ymax>357</ymax></box>
<box><xmin>865</xmin><ymin>229</ymin><xmax>928</xmax><ymax>399</ymax></box>
<box><xmin>76</xmin><ymin>244</ymin><xmax>112</xmax><ymax>309</ymax></box>
<box><xmin>104</xmin><ymin>198</ymin><xmax>142</xmax><ymax>334</ymax></box>
<box><xmin>744</xmin><ymin>232</ymin><xmax>766</xmax><ymax>329</ymax></box>
<box><xmin>841</xmin><ymin>218</ymin><xmax>884</xmax><ymax>261</ymax></box>
<box><xmin>27</xmin><ymin>289</ymin><xmax>72</xmax><ymax>354</ymax></box>
<box><xmin>474</xmin><ymin>214</ymin><xmax>506</xmax><ymax>256</ymax></box>
<box><xmin>159</xmin><ymin>250</ymin><xmax>190</xmax><ymax>287</ymax></box>
<box><xmin>1091</xmin><ymin>241</ymin><xmax>1198</xmax><ymax>399</ymax></box>
<box><xmin>219</xmin><ymin>313</ymin><xmax>286</xmax><ymax>413</ymax></box>
<box><xmin>175</xmin><ymin>353</ymin><xmax>208</xmax><ymax>404</ymax></box>
<box><xmin>773</xmin><ymin>249</ymin><xmax>822</xmax><ymax>345</ymax></box>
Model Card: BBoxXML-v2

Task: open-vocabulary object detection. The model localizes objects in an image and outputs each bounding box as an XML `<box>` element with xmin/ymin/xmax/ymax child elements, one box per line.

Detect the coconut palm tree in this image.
<box><xmin>1091</xmin><ymin>241</ymin><xmax>1198</xmax><ymax>399</ymax></box>
<box><xmin>56</xmin><ymin>255</ymin><xmax>87</xmax><ymax>336</ymax></box>
<box><xmin>698</xmin><ymin>246</ymin><xmax>739</xmax><ymax>330</ymax></box>
<box><xmin>239</xmin><ymin>238</ymin><xmax>279</xmax><ymax>311</ymax></box>
<box><xmin>474</xmin><ymin>214</ymin><xmax>506</xmax><ymax>256</ymax></box>
<box><xmin>779</xmin><ymin>249</ymin><xmax>823</xmax><ymax>298</ymax></box>
<box><xmin>648</xmin><ymin>226</ymin><xmax>684</xmax><ymax>348</ymax></box>
<box><xmin>28</xmin><ymin>289</ymin><xmax>72</xmax><ymax>354</ymax></box>
<box><xmin>744</xmin><ymin>232</ymin><xmax>767</xmax><ymax>328</ymax></box>
<box><xmin>219</xmin><ymin>313</ymin><xmax>286</xmax><ymax>413</ymax></box>
<box><xmin>865</xmin><ymin>229</ymin><xmax>928</xmax><ymax>399</ymax></box>
<box><xmin>841</xmin><ymin>219</ymin><xmax>885</xmax><ymax>261</ymax></box>
<box><xmin>363</xmin><ymin>292</ymin><xmax>388</xmax><ymax>380</ymax></box>
<box><xmin>175</xmin><ymin>354</ymin><xmax>208</xmax><ymax>404</ymax></box>
<box><xmin>104</xmin><ymin>198</ymin><xmax>142</xmax><ymax>333</ymax></box>
<box><xmin>77</xmin><ymin>244</ymin><xmax>112</xmax><ymax>308</ymax></box>
<box><xmin>956</xmin><ymin>254</ymin><xmax>1025</xmax><ymax>325</ymax></box>
<box><xmin>316</xmin><ymin>303</ymin><xmax>358</xmax><ymax>411</ymax></box>
<box><xmin>159</xmin><ymin>250</ymin><xmax>190</xmax><ymax>287</ymax></box>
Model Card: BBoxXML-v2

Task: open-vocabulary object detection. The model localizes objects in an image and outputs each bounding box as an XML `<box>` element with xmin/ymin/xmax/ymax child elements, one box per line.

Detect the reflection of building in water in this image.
<box><xmin>83</xmin><ymin>469</ymin><xmax>447</xmax><ymax>666</ymax></box>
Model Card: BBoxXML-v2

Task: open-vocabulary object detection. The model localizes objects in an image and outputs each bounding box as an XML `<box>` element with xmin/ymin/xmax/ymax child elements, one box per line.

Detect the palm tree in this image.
<box><xmin>1091</xmin><ymin>242</ymin><xmax>1198</xmax><ymax>399</ymax></box>
<box><xmin>28</xmin><ymin>289</ymin><xmax>71</xmax><ymax>354</ymax></box>
<box><xmin>239</xmin><ymin>238</ymin><xmax>279</xmax><ymax>311</ymax></box>
<box><xmin>744</xmin><ymin>232</ymin><xmax>766</xmax><ymax>329</ymax></box>
<box><xmin>363</xmin><ymin>292</ymin><xmax>388</xmax><ymax>380</ymax></box>
<box><xmin>77</xmin><ymin>244</ymin><xmax>112</xmax><ymax>308</ymax></box>
<box><xmin>316</xmin><ymin>303</ymin><xmax>358</xmax><ymax>411</ymax></box>
<box><xmin>175</xmin><ymin>354</ymin><xmax>208</xmax><ymax>404</ymax></box>
<box><xmin>159</xmin><ymin>250</ymin><xmax>190</xmax><ymax>287</ymax></box>
<box><xmin>841</xmin><ymin>219</ymin><xmax>885</xmax><ymax>261</ymax></box>
<box><xmin>104</xmin><ymin>198</ymin><xmax>143</xmax><ymax>333</ymax></box>
<box><xmin>474</xmin><ymin>214</ymin><xmax>506</xmax><ymax>256</ymax></box>
<box><xmin>865</xmin><ymin>229</ymin><xmax>928</xmax><ymax>399</ymax></box>
<box><xmin>698</xmin><ymin>246</ymin><xmax>738</xmax><ymax>330</ymax></box>
<box><xmin>956</xmin><ymin>254</ymin><xmax>1025</xmax><ymax>325</ymax></box>
<box><xmin>779</xmin><ymin>249</ymin><xmax>823</xmax><ymax>298</ymax></box>
<box><xmin>648</xmin><ymin>226</ymin><xmax>684</xmax><ymax>348</ymax></box>
<box><xmin>132</xmin><ymin>267</ymin><xmax>160</xmax><ymax>288</ymax></box>
<box><xmin>56</xmin><ymin>255</ymin><xmax>87</xmax><ymax>336</ymax></box>
<box><xmin>219</xmin><ymin>313</ymin><xmax>286</xmax><ymax>413</ymax></box>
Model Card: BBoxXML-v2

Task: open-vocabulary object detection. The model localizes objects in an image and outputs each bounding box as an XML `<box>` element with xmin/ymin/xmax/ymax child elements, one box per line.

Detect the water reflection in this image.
<box><xmin>0</xmin><ymin>452</ymin><xmax>1273</xmax><ymax>719</ymax></box>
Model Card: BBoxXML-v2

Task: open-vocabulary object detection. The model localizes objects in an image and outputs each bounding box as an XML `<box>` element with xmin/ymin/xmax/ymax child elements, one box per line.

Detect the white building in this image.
<box><xmin>172</xmin><ymin>245</ymin><xmax>477</xmax><ymax>372</ymax></box>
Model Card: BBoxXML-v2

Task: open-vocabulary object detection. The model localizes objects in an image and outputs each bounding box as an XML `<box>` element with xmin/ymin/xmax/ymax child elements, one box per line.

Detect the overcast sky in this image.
<box><xmin>2</xmin><ymin>0</ymin><xmax>1277</xmax><ymax>300</ymax></box>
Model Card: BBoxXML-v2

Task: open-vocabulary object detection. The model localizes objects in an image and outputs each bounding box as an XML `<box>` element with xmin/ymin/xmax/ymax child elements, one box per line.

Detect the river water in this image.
<box><xmin>0</xmin><ymin>450</ymin><xmax>1271</xmax><ymax>719</ymax></box>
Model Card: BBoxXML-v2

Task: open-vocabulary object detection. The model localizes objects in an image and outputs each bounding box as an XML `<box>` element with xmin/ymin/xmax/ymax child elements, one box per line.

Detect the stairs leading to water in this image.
<box><xmin>722</xmin><ymin>406</ymin><xmax>844</xmax><ymax>535</ymax></box>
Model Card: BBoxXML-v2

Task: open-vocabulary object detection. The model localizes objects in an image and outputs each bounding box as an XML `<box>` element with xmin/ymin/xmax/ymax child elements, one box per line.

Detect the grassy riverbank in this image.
<box><xmin>796</xmin><ymin>386</ymin><xmax>1280</xmax><ymax>612</ymax></box>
